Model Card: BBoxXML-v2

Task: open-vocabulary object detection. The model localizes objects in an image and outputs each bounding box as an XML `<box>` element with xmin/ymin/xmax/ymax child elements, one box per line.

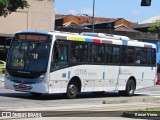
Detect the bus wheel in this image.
<box><xmin>66</xmin><ymin>81</ymin><xmax>78</xmax><ymax>99</ymax></box>
<box><xmin>31</xmin><ymin>92</ymin><xmax>42</xmax><ymax>98</ymax></box>
<box><xmin>119</xmin><ymin>79</ymin><xmax>136</xmax><ymax>96</ymax></box>
<box><xmin>125</xmin><ymin>79</ymin><xmax>136</xmax><ymax>96</ymax></box>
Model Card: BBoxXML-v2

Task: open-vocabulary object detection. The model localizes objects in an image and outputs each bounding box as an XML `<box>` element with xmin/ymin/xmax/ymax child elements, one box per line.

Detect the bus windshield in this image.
<box><xmin>7</xmin><ymin>41</ymin><xmax>51</xmax><ymax>72</ymax></box>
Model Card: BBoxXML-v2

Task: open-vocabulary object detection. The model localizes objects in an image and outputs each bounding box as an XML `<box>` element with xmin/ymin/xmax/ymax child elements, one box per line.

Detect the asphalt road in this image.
<box><xmin>0</xmin><ymin>81</ymin><xmax>160</xmax><ymax>119</ymax></box>
<box><xmin>0</xmin><ymin>85</ymin><xmax>160</xmax><ymax>110</ymax></box>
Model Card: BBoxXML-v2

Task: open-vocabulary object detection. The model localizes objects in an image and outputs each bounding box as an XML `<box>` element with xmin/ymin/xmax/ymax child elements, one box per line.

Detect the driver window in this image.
<box><xmin>50</xmin><ymin>42</ymin><xmax>68</xmax><ymax>72</ymax></box>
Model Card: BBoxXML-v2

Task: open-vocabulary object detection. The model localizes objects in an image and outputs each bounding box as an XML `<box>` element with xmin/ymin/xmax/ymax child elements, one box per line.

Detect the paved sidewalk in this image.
<box><xmin>0</xmin><ymin>74</ymin><xmax>4</xmax><ymax>89</ymax></box>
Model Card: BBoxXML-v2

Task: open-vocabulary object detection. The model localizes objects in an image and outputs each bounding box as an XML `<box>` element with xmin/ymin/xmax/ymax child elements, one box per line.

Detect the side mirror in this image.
<box><xmin>141</xmin><ymin>0</ymin><xmax>152</xmax><ymax>6</ymax></box>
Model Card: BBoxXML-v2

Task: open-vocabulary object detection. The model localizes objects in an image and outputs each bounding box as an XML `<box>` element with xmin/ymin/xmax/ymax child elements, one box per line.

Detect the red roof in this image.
<box><xmin>55</xmin><ymin>14</ymin><xmax>116</xmax><ymax>24</ymax></box>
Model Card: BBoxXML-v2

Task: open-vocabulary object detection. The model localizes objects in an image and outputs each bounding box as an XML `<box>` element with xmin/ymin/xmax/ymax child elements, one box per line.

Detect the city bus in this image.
<box><xmin>4</xmin><ymin>30</ymin><xmax>156</xmax><ymax>99</ymax></box>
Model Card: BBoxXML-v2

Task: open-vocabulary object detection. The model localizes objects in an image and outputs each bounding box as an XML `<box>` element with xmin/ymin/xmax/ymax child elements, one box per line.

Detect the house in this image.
<box><xmin>55</xmin><ymin>14</ymin><xmax>115</xmax><ymax>28</ymax></box>
<box><xmin>81</xmin><ymin>18</ymin><xmax>137</xmax><ymax>32</ymax></box>
<box><xmin>132</xmin><ymin>16</ymin><xmax>160</xmax><ymax>32</ymax></box>
<box><xmin>55</xmin><ymin>14</ymin><xmax>137</xmax><ymax>32</ymax></box>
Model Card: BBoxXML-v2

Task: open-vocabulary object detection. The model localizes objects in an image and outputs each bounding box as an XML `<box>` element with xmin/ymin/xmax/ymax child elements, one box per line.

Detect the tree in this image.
<box><xmin>0</xmin><ymin>0</ymin><xmax>29</xmax><ymax>17</ymax></box>
<box><xmin>148</xmin><ymin>20</ymin><xmax>160</xmax><ymax>32</ymax></box>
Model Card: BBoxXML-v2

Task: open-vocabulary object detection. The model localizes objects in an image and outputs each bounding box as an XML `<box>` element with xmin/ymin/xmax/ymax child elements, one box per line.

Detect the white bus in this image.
<box><xmin>4</xmin><ymin>30</ymin><xmax>156</xmax><ymax>98</ymax></box>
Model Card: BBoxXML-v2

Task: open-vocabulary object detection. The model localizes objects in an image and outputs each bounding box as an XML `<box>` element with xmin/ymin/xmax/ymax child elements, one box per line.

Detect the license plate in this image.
<box><xmin>18</xmin><ymin>84</ymin><xmax>27</xmax><ymax>88</ymax></box>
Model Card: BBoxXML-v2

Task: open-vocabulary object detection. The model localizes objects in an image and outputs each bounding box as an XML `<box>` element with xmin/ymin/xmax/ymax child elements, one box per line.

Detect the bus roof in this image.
<box><xmin>16</xmin><ymin>30</ymin><xmax>156</xmax><ymax>49</ymax></box>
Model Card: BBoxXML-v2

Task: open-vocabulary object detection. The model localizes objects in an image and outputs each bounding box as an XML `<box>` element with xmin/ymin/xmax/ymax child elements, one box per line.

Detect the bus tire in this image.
<box><xmin>125</xmin><ymin>79</ymin><xmax>136</xmax><ymax>96</ymax></box>
<box><xmin>66</xmin><ymin>81</ymin><xmax>78</xmax><ymax>99</ymax></box>
<box><xmin>31</xmin><ymin>92</ymin><xmax>42</xmax><ymax>98</ymax></box>
<box><xmin>119</xmin><ymin>79</ymin><xmax>136</xmax><ymax>96</ymax></box>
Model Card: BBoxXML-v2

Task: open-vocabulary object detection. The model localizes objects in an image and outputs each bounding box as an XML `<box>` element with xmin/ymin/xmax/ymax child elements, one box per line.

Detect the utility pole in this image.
<box><xmin>92</xmin><ymin>0</ymin><xmax>95</xmax><ymax>33</ymax></box>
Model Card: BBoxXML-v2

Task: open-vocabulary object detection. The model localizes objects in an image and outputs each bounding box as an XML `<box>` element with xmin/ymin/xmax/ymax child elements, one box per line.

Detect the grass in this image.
<box><xmin>131</xmin><ymin>107</ymin><xmax>160</xmax><ymax>114</ymax></box>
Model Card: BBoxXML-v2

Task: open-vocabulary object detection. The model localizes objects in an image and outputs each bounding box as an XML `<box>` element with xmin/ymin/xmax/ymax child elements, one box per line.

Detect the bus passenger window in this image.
<box><xmin>147</xmin><ymin>49</ymin><xmax>152</xmax><ymax>65</ymax></box>
<box><xmin>140</xmin><ymin>48</ymin><xmax>147</xmax><ymax>64</ymax></box>
<box><xmin>113</xmin><ymin>46</ymin><xmax>120</xmax><ymax>64</ymax></box>
<box><xmin>121</xmin><ymin>46</ymin><xmax>127</xmax><ymax>64</ymax></box>
<box><xmin>70</xmin><ymin>42</ymin><xmax>79</xmax><ymax>63</ymax></box>
<box><xmin>106</xmin><ymin>46</ymin><xmax>113</xmax><ymax>63</ymax></box>
<box><xmin>50</xmin><ymin>42</ymin><xmax>68</xmax><ymax>72</ymax></box>
<box><xmin>135</xmin><ymin>48</ymin><xmax>141</xmax><ymax>65</ymax></box>
<box><xmin>127</xmin><ymin>47</ymin><xmax>134</xmax><ymax>64</ymax></box>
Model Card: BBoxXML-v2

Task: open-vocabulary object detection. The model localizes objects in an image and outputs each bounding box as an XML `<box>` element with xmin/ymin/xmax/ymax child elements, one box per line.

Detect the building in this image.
<box><xmin>132</xmin><ymin>16</ymin><xmax>160</xmax><ymax>33</ymax></box>
<box><xmin>0</xmin><ymin>0</ymin><xmax>55</xmax><ymax>61</ymax></box>
<box><xmin>55</xmin><ymin>14</ymin><xmax>136</xmax><ymax>32</ymax></box>
<box><xmin>55</xmin><ymin>14</ymin><xmax>115</xmax><ymax>28</ymax></box>
<box><xmin>0</xmin><ymin>0</ymin><xmax>55</xmax><ymax>35</ymax></box>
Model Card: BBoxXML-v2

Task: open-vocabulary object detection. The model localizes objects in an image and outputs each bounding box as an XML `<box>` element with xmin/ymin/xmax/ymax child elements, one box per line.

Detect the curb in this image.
<box><xmin>102</xmin><ymin>97</ymin><xmax>160</xmax><ymax>104</ymax></box>
<box><xmin>0</xmin><ymin>80</ymin><xmax>4</xmax><ymax>88</ymax></box>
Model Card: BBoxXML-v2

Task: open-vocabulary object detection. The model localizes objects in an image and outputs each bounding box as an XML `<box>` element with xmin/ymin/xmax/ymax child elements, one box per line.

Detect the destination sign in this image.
<box><xmin>18</xmin><ymin>34</ymin><xmax>48</xmax><ymax>41</ymax></box>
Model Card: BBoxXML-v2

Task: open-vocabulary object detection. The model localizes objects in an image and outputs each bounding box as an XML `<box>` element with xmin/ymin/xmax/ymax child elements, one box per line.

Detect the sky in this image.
<box><xmin>55</xmin><ymin>0</ymin><xmax>160</xmax><ymax>23</ymax></box>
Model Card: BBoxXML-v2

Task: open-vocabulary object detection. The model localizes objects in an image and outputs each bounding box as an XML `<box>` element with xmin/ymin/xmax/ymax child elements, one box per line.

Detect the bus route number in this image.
<box><xmin>75</xmin><ymin>69</ymin><xmax>87</xmax><ymax>76</ymax></box>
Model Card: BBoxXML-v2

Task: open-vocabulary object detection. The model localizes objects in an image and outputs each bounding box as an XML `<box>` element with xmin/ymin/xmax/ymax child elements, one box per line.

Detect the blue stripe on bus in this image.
<box><xmin>68</xmin><ymin>71</ymin><xmax>70</xmax><ymax>80</ymax></box>
<box><xmin>142</xmin><ymin>72</ymin><xmax>144</xmax><ymax>79</ymax></box>
<box><xmin>103</xmin><ymin>72</ymin><xmax>105</xmax><ymax>80</ymax></box>
<box><xmin>85</xmin><ymin>38</ymin><xmax>93</xmax><ymax>42</ymax></box>
<box><xmin>122</xmin><ymin>40</ymin><xmax>128</xmax><ymax>45</ymax></box>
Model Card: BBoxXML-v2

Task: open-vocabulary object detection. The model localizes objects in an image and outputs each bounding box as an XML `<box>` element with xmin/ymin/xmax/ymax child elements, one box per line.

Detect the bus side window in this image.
<box><xmin>121</xmin><ymin>46</ymin><xmax>127</xmax><ymax>64</ymax></box>
<box><xmin>140</xmin><ymin>48</ymin><xmax>147</xmax><ymax>64</ymax></box>
<box><xmin>147</xmin><ymin>49</ymin><xmax>152</xmax><ymax>65</ymax></box>
<box><xmin>59</xmin><ymin>45</ymin><xmax>68</xmax><ymax>63</ymax></box>
<box><xmin>113</xmin><ymin>46</ymin><xmax>120</xmax><ymax>64</ymax></box>
<box><xmin>106</xmin><ymin>45</ymin><xmax>113</xmax><ymax>63</ymax></box>
<box><xmin>127</xmin><ymin>47</ymin><xmax>134</xmax><ymax>64</ymax></box>
<box><xmin>70</xmin><ymin>42</ymin><xmax>79</xmax><ymax>63</ymax></box>
<box><xmin>152</xmin><ymin>49</ymin><xmax>156</xmax><ymax>66</ymax></box>
<box><xmin>135</xmin><ymin>48</ymin><xmax>141</xmax><ymax>65</ymax></box>
<box><xmin>50</xmin><ymin>42</ymin><xmax>68</xmax><ymax>72</ymax></box>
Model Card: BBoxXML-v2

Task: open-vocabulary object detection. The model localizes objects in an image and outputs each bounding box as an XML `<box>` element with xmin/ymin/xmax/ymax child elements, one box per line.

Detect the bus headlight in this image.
<box><xmin>5</xmin><ymin>71</ymin><xmax>10</xmax><ymax>80</ymax></box>
<box><xmin>37</xmin><ymin>74</ymin><xmax>45</xmax><ymax>83</ymax></box>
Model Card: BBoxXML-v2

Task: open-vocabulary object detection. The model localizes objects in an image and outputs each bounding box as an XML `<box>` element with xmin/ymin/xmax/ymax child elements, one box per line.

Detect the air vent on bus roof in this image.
<box><xmin>81</xmin><ymin>32</ymin><xmax>130</xmax><ymax>40</ymax></box>
<box><xmin>51</xmin><ymin>30</ymin><xmax>79</xmax><ymax>35</ymax></box>
<box><xmin>113</xmin><ymin>35</ymin><xmax>130</xmax><ymax>40</ymax></box>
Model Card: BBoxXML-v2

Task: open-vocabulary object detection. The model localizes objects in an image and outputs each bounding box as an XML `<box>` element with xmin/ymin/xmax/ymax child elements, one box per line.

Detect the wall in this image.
<box><xmin>0</xmin><ymin>0</ymin><xmax>55</xmax><ymax>35</ymax></box>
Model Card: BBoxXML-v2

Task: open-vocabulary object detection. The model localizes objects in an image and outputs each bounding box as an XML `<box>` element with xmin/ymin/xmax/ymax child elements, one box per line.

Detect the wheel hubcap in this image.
<box><xmin>69</xmin><ymin>84</ymin><xmax>76</xmax><ymax>95</ymax></box>
<box><xmin>129</xmin><ymin>84</ymin><xmax>134</xmax><ymax>94</ymax></box>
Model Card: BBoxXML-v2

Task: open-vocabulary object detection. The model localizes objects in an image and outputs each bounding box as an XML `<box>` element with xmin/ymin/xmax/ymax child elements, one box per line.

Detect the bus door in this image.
<box><xmin>49</xmin><ymin>40</ymin><xmax>69</xmax><ymax>93</ymax></box>
<box><xmin>104</xmin><ymin>45</ymin><xmax>120</xmax><ymax>91</ymax></box>
<box><xmin>118</xmin><ymin>46</ymin><xmax>134</xmax><ymax>90</ymax></box>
